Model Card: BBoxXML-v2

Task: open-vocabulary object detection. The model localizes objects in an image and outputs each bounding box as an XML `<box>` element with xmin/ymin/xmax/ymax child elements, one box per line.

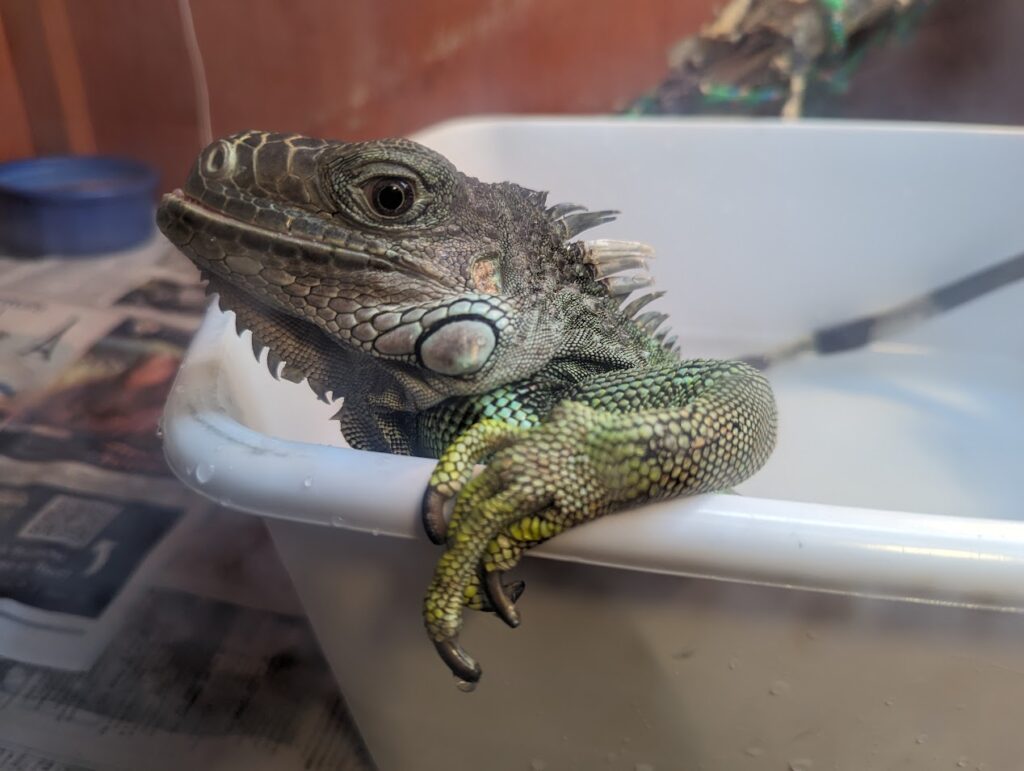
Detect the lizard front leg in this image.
<box><xmin>423</xmin><ymin>359</ymin><xmax>778</xmax><ymax>685</ymax></box>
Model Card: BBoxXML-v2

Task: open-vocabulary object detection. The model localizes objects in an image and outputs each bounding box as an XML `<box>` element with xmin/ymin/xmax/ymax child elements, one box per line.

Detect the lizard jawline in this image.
<box><xmin>161</xmin><ymin>189</ymin><xmax>399</xmax><ymax>275</ymax></box>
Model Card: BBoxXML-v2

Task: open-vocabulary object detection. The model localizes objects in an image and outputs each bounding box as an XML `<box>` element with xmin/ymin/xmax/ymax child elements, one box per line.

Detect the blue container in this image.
<box><xmin>0</xmin><ymin>156</ymin><xmax>160</xmax><ymax>257</ymax></box>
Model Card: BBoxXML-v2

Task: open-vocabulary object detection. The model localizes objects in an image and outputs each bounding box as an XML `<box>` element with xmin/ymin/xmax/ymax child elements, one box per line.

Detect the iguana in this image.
<box><xmin>156</xmin><ymin>131</ymin><xmax>778</xmax><ymax>687</ymax></box>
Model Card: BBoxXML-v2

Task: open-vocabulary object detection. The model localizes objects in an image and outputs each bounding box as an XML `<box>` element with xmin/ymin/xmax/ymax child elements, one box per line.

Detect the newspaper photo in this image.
<box><xmin>0</xmin><ymin>482</ymin><xmax>191</xmax><ymax>671</ymax></box>
<box><xmin>0</xmin><ymin>297</ymin><xmax>121</xmax><ymax>422</ymax></box>
<box><xmin>0</xmin><ymin>316</ymin><xmax>196</xmax><ymax>476</ymax></box>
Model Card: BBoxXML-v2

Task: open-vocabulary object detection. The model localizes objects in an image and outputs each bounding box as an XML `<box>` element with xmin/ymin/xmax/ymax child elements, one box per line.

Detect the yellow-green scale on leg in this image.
<box><xmin>421</xmin><ymin>359</ymin><xmax>777</xmax><ymax>681</ymax></box>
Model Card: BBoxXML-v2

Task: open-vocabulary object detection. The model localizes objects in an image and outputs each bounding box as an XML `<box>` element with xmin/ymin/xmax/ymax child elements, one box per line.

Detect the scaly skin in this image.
<box><xmin>156</xmin><ymin>130</ymin><xmax>778</xmax><ymax>687</ymax></box>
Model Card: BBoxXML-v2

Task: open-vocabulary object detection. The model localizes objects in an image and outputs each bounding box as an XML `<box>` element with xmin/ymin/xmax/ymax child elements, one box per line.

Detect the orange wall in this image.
<box><xmin>0</xmin><ymin>11</ymin><xmax>32</xmax><ymax>159</ymax></box>
<box><xmin>1</xmin><ymin>0</ymin><xmax>714</xmax><ymax>189</ymax></box>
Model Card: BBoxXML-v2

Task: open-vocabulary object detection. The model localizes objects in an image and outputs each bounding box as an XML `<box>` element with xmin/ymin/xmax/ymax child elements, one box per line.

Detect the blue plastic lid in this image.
<box><xmin>0</xmin><ymin>156</ymin><xmax>159</xmax><ymax>201</ymax></box>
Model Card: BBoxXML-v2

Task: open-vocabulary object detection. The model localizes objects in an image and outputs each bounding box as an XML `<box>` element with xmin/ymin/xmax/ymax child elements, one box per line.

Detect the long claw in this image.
<box><xmin>421</xmin><ymin>487</ymin><xmax>448</xmax><ymax>544</ymax></box>
<box><xmin>434</xmin><ymin>638</ymin><xmax>481</xmax><ymax>683</ymax></box>
<box><xmin>506</xmin><ymin>579</ymin><xmax>526</xmax><ymax>604</ymax></box>
<box><xmin>484</xmin><ymin>570</ymin><xmax>521</xmax><ymax>628</ymax></box>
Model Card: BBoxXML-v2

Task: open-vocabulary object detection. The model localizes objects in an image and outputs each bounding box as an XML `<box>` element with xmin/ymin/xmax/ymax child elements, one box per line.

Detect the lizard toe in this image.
<box><xmin>483</xmin><ymin>568</ymin><xmax>521</xmax><ymax>628</ymax></box>
<box><xmin>434</xmin><ymin>638</ymin><xmax>482</xmax><ymax>686</ymax></box>
<box><xmin>422</xmin><ymin>487</ymin><xmax>449</xmax><ymax>544</ymax></box>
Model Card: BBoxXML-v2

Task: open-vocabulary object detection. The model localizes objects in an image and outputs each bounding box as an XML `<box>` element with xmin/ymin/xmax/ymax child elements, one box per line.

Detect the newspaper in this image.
<box><xmin>0</xmin><ymin>235</ymin><xmax>373</xmax><ymax>769</ymax></box>
<box><xmin>0</xmin><ymin>478</ymin><xmax>191</xmax><ymax>671</ymax></box>
<box><xmin>0</xmin><ymin>584</ymin><xmax>372</xmax><ymax>771</ymax></box>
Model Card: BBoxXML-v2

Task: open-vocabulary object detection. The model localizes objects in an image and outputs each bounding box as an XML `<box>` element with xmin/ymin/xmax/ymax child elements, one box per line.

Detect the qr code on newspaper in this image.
<box><xmin>17</xmin><ymin>494</ymin><xmax>121</xmax><ymax>548</ymax></box>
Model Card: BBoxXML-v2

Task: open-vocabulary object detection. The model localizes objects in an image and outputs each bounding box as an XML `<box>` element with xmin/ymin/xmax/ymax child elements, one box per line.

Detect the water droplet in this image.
<box><xmin>956</xmin><ymin>759</ymin><xmax>969</xmax><ymax>769</ymax></box>
<box><xmin>371</xmin><ymin>528</ymin><xmax>380</xmax><ymax>536</ymax></box>
<box><xmin>302</xmin><ymin>476</ymin><xmax>313</xmax><ymax>488</ymax></box>
<box><xmin>635</xmin><ymin>764</ymin><xmax>655</xmax><ymax>771</ymax></box>
<box><xmin>915</xmin><ymin>734</ymin><xmax>928</xmax><ymax>745</ymax></box>
<box><xmin>728</xmin><ymin>658</ymin><xmax>740</xmax><ymax>671</ymax></box>
<box><xmin>883</xmin><ymin>698</ymin><xmax>894</xmax><ymax>707</ymax></box>
<box><xmin>530</xmin><ymin>759</ymin><xmax>546</xmax><ymax>770</ymax></box>
<box><xmin>454</xmin><ymin>678</ymin><xmax>476</xmax><ymax>693</ymax></box>
<box><xmin>194</xmin><ymin>462</ymin><xmax>215</xmax><ymax>484</ymax></box>
<box><xmin>789</xmin><ymin>759</ymin><xmax>814</xmax><ymax>771</ymax></box>
<box><xmin>606</xmin><ymin>752</ymin><xmax>618</xmax><ymax>762</ymax></box>
<box><xmin>155</xmin><ymin>419</ymin><xmax>164</xmax><ymax>438</ymax></box>
<box><xmin>744</xmin><ymin>746</ymin><xmax>764</xmax><ymax>758</ymax></box>
<box><xmin>770</xmin><ymin>680</ymin><xmax>791</xmax><ymax>696</ymax></box>
<box><xmin>805</xmin><ymin>630</ymin><xmax>818</xmax><ymax>640</ymax></box>
<box><xmin>331</xmin><ymin>515</ymin><xmax>347</xmax><ymax>527</ymax></box>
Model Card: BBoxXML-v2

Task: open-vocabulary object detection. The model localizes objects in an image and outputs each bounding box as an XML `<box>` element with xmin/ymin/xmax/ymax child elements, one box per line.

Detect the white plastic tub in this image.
<box><xmin>163</xmin><ymin>117</ymin><xmax>1024</xmax><ymax>770</ymax></box>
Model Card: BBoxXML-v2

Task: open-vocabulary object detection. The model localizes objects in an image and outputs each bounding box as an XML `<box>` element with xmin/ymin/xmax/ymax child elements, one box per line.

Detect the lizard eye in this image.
<box><xmin>365</xmin><ymin>177</ymin><xmax>414</xmax><ymax>217</ymax></box>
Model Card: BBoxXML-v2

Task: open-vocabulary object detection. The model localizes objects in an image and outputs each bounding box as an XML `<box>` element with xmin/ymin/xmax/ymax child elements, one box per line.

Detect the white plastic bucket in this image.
<box><xmin>163</xmin><ymin>117</ymin><xmax>1024</xmax><ymax>770</ymax></box>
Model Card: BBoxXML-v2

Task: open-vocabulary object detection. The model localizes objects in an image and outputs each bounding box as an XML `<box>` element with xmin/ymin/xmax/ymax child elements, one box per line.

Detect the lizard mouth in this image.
<box><xmin>158</xmin><ymin>188</ymin><xmax>404</xmax><ymax>274</ymax></box>
<box><xmin>158</xmin><ymin>189</ymin><xmax>512</xmax><ymax>378</ymax></box>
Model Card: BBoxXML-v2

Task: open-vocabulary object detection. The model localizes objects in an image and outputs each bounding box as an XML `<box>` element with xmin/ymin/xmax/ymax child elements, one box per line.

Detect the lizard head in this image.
<box><xmin>158</xmin><ymin>130</ymin><xmax>658</xmax><ymax>405</ymax></box>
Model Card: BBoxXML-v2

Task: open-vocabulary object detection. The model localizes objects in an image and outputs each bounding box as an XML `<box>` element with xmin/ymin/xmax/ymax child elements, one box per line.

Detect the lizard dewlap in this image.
<box><xmin>157</xmin><ymin>130</ymin><xmax>778</xmax><ymax>686</ymax></box>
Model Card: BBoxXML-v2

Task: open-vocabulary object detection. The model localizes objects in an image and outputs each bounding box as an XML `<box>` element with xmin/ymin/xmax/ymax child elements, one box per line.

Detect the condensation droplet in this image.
<box><xmin>884</xmin><ymin>698</ymin><xmax>894</xmax><ymax>707</ymax></box>
<box><xmin>331</xmin><ymin>515</ymin><xmax>347</xmax><ymax>527</ymax></box>
<box><xmin>194</xmin><ymin>463</ymin><xmax>215</xmax><ymax>484</ymax></box>
<box><xmin>728</xmin><ymin>658</ymin><xmax>740</xmax><ymax>671</ymax></box>
<box><xmin>155</xmin><ymin>419</ymin><xmax>164</xmax><ymax>438</ymax></box>
<box><xmin>789</xmin><ymin>759</ymin><xmax>814</xmax><ymax>771</ymax></box>
<box><xmin>530</xmin><ymin>759</ymin><xmax>546</xmax><ymax>770</ymax></box>
<box><xmin>956</xmin><ymin>759</ymin><xmax>969</xmax><ymax>769</ymax></box>
<box><xmin>744</xmin><ymin>746</ymin><xmax>764</xmax><ymax>758</ymax></box>
<box><xmin>455</xmin><ymin>678</ymin><xmax>476</xmax><ymax>693</ymax></box>
<box><xmin>915</xmin><ymin>734</ymin><xmax>928</xmax><ymax>745</ymax></box>
<box><xmin>371</xmin><ymin>528</ymin><xmax>380</xmax><ymax>536</ymax></box>
<box><xmin>302</xmin><ymin>476</ymin><xmax>313</xmax><ymax>488</ymax></box>
<box><xmin>635</xmin><ymin>763</ymin><xmax>655</xmax><ymax>771</ymax></box>
<box><xmin>770</xmin><ymin>680</ymin><xmax>791</xmax><ymax>696</ymax></box>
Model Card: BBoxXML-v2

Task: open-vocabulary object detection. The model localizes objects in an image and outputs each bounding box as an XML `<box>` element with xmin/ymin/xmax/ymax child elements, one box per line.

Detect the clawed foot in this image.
<box><xmin>420</xmin><ymin>404</ymin><xmax>612</xmax><ymax>687</ymax></box>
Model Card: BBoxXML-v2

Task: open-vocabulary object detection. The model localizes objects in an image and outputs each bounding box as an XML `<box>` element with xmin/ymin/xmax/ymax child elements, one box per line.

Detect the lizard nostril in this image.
<box><xmin>203</xmin><ymin>140</ymin><xmax>236</xmax><ymax>178</ymax></box>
